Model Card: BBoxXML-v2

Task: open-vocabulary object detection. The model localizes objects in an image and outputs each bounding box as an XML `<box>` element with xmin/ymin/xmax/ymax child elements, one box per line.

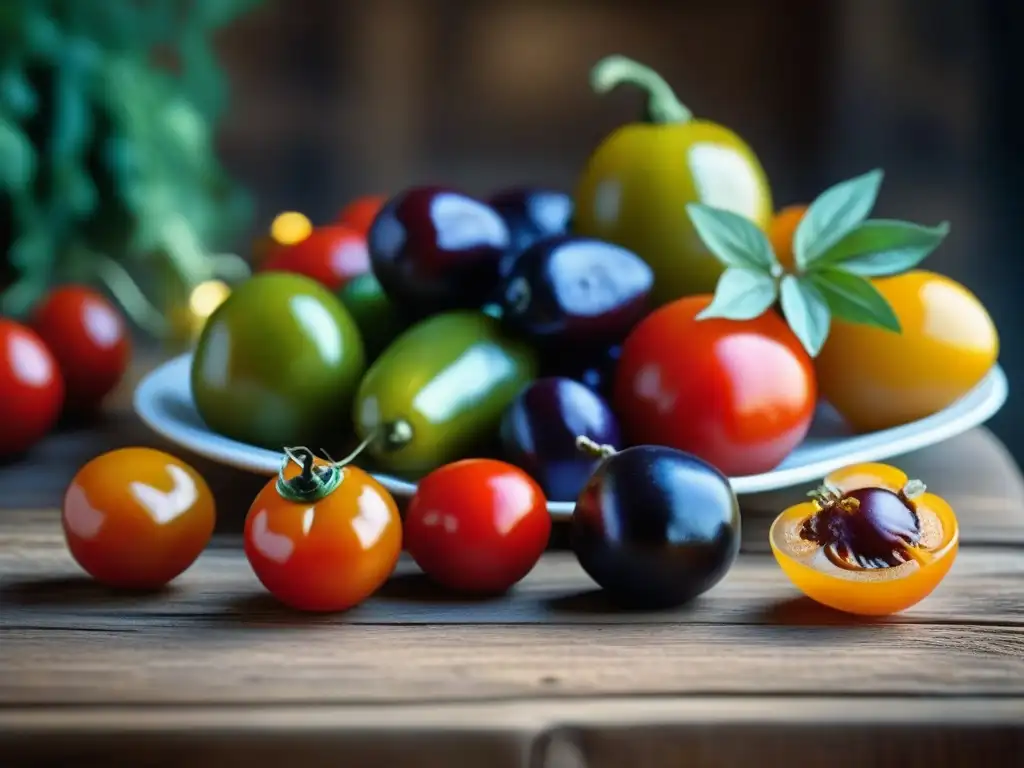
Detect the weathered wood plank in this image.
<box><xmin>2</xmin><ymin>545</ymin><xmax>1023</xmax><ymax>628</ymax></box>
<box><xmin>1</xmin><ymin>698</ymin><xmax>1023</xmax><ymax>768</ymax></box>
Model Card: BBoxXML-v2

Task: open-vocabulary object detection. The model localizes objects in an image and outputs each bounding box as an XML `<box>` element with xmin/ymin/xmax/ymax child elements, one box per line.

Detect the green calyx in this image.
<box><xmin>590</xmin><ymin>55</ymin><xmax>692</xmax><ymax>125</ymax></box>
<box><xmin>686</xmin><ymin>169</ymin><xmax>951</xmax><ymax>358</ymax></box>
<box><xmin>275</xmin><ymin>434</ymin><xmax>376</xmax><ymax>503</ymax></box>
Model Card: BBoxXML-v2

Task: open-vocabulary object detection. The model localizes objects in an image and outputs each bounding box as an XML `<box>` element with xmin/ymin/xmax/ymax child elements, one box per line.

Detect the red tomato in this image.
<box><xmin>404</xmin><ymin>459</ymin><xmax>551</xmax><ymax>594</ymax></box>
<box><xmin>0</xmin><ymin>319</ymin><xmax>64</xmax><ymax>457</ymax></box>
<box><xmin>261</xmin><ymin>225</ymin><xmax>370</xmax><ymax>291</ymax></box>
<box><xmin>614</xmin><ymin>295</ymin><xmax>817</xmax><ymax>477</ymax></box>
<box><xmin>338</xmin><ymin>195</ymin><xmax>387</xmax><ymax>238</ymax></box>
<box><xmin>63</xmin><ymin>448</ymin><xmax>215</xmax><ymax>589</ymax></box>
<box><xmin>244</xmin><ymin>453</ymin><xmax>402</xmax><ymax>612</ymax></box>
<box><xmin>31</xmin><ymin>285</ymin><xmax>130</xmax><ymax>412</ymax></box>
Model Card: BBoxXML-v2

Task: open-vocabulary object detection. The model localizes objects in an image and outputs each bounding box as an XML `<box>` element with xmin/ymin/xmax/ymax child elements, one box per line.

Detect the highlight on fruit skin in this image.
<box><xmin>769</xmin><ymin>462</ymin><xmax>959</xmax><ymax>616</ymax></box>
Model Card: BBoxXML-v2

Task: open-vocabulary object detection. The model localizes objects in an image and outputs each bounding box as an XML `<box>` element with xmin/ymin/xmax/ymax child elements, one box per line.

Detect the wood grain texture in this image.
<box><xmin>2</xmin><ymin>355</ymin><xmax>1024</xmax><ymax>766</ymax></box>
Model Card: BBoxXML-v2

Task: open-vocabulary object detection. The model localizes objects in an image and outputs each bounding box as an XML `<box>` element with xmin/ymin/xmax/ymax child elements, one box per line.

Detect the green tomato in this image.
<box><xmin>191</xmin><ymin>272</ymin><xmax>366</xmax><ymax>449</ymax></box>
<box><xmin>337</xmin><ymin>272</ymin><xmax>408</xmax><ymax>362</ymax></box>
<box><xmin>354</xmin><ymin>311</ymin><xmax>537</xmax><ymax>475</ymax></box>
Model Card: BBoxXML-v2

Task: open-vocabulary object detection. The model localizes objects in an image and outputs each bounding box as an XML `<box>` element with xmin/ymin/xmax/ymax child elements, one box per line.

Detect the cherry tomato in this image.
<box><xmin>62</xmin><ymin>448</ymin><xmax>215</xmax><ymax>589</ymax></box>
<box><xmin>260</xmin><ymin>224</ymin><xmax>370</xmax><ymax>291</ymax></box>
<box><xmin>338</xmin><ymin>195</ymin><xmax>387</xmax><ymax>238</ymax></box>
<box><xmin>614</xmin><ymin>295</ymin><xmax>817</xmax><ymax>477</ymax></box>
<box><xmin>770</xmin><ymin>462</ymin><xmax>958</xmax><ymax>615</ymax></box>
<box><xmin>767</xmin><ymin>204</ymin><xmax>807</xmax><ymax>272</ymax></box>
<box><xmin>31</xmin><ymin>285</ymin><xmax>130</xmax><ymax>412</ymax></box>
<box><xmin>244</xmin><ymin>449</ymin><xmax>402</xmax><ymax>612</ymax></box>
<box><xmin>405</xmin><ymin>459</ymin><xmax>551</xmax><ymax>594</ymax></box>
<box><xmin>816</xmin><ymin>270</ymin><xmax>999</xmax><ymax>432</ymax></box>
<box><xmin>0</xmin><ymin>319</ymin><xmax>64</xmax><ymax>458</ymax></box>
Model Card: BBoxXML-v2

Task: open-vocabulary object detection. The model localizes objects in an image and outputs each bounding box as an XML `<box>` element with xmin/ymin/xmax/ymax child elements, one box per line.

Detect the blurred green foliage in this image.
<box><xmin>0</xmin><ymin>0</ymin><xmax>259</xmax><ymax>335</ymax></box>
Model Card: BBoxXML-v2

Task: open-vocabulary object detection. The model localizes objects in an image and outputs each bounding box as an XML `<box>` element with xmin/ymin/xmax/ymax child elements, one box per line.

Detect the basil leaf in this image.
<box><xmin>779</xmin><ymin>275</ymin><xmax>831</xmax><ymax>357</ymax></box>
<box><xmin>794</xmin><ymin>169</ymin><xmax>884</xmax><ymax>270</ymax></box>
<box><xmin>808</xmin><ymin>267</ymin><xmax>901</xmax><ymax>333</ymax></box>
<box><xmin>686</xmin><ymin>203</ymin><xmax>779</xmax><ymax>272</ymax></box>
<box><xmin>816</xmin><ymin>219</ymin><xmax>950</xmax><ymax>277</ymax></box>
<box><xmin>696</xmin><ymin>267</ymin><xmax>778</xmax><ymax>321</ymax></box>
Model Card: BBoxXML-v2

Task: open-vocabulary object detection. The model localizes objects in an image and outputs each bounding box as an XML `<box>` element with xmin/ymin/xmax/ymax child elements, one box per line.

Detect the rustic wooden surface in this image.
<box><xmin>1</xmin><ymin>364</ymin><xmax>1024</xmax><ymax>766</ymax></box>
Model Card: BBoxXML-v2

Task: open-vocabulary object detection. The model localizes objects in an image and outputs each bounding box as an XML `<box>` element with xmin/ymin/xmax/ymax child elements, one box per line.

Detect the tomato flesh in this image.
<box><xmin>770</xmin><ymin>462</ymin><xmax>958</xmax><ymax>615</ymax></box>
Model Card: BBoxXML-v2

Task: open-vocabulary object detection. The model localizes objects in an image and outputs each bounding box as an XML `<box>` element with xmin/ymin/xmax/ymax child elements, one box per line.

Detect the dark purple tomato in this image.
<box><xmin>498</xmin><ymin>236</ymin><xmax>653</xmax><ymax>349</ymax></box>
<box><xmin>801</xmin><ymin>486</ymin><xmax>921</xmax><ymax>570</ymax></box>
<box><xmin>571</xmin><ymin>445</ymin><xmax>740</xmax><ymax>609</ymax></box>
<box><xmin>540</xmin><ymin>344</ymin><xmax>622</xmax><ymax>400</ymax></box>
<box><xmin>500</xmin><ymin>377</ymin><xmax>621</xmax><ymax>502</ymax></box>
<box><xmin>488</xmin><ymin>188</ymin><xmax>573</xmax><ymax>275</ymax></box>
<box><xmin>368</xmin><ymin>186</ymin><xmax>511</xmax><ymax>317</ymax></box>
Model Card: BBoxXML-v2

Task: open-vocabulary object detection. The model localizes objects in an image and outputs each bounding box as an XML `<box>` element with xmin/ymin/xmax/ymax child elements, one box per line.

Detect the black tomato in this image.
<box><xmin>488</xmin><ymin>187</ymin><xmax>573</xmax><ymax>275</ymax></box>
<box><xmin>539</xmin><ymin>344</ymin><xmax>622</xmax><ymax>400</ymax></box>
<box><xmin>500</xmin><ymin>377</ymin><xmax>621</xmax><ymax>502</ymax></box>
<box><xmin>801</xmin><ymin>485</ymin><xmax>922</xmax><ymax>570</ymax></box>
<box><xmin>368</xmin><ymin>186</ymin><xmax>511</xmax><ymax>317</ymax></box>
<box><xmin>570</xmin><ymin>442</ymin><xmax>741</xmax><ymax>609</ymax></box>
<box><xmin>498</xmin><ymin>236</ymin><xmax>654</xmax><ymax>350</ymax></box>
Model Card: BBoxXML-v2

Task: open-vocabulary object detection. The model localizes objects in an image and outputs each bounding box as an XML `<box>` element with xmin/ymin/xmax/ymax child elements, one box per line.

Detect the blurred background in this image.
<box><xmin>212</xmin><ymin>0</ymin><xmax>1022</xmax><ymax>455</ymax></box>
<box><xmin>4</xmin><ymin>0</ymin><xmax>1022</xmax><ymax>454</ymax></box>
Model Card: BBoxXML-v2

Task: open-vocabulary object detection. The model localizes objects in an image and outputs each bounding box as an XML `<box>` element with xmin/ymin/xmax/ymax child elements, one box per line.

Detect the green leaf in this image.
<box><xmin>808</xmin><ymin>267</ymin><xmax>901</xmax><ymax>333</ymax></box>
<box><xmin>686</xmin><ymin>203</ymin><xmax>779</xmax><ymax>272</ymax></box>
<box><xmin>794</xmin><ymin>168</ymin><xmax>884</xmax><ymax>270</ymax></box>
<box><xmin>779</xmin><ymin>275</ymin><xmax>831</xmax><ymax>357</ymax></box>
<box><xmin>0</xmin><ymin>117</ymin><xmax>34</xmax><ymax>190</ymax></box>
<box><xmin>696</xmin><ymin>267</ymin><xmax>778</xmax><ymax>321</ymax></box>
<box><xmin>816</xmin><ymin>219</ymin><xmax>950</xmax><ymax>277</ymax></box>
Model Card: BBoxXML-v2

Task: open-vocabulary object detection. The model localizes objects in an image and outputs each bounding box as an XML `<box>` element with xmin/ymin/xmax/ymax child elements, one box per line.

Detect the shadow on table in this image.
<box><xmin>0</xmin><ymin>575</ymin><xmax>177</xmax><ymax>608</ymax></box>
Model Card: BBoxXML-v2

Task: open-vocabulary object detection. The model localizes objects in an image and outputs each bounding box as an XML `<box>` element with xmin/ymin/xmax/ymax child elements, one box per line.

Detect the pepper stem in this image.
<box><xmin>575</xmin><ymin>435</ymin><xmax>617</xmax><ymax>460</ymax></box>
<box><xmin>590</xmin><ymin>55</ymin><xmax>693</xmax><ymax>125</ymax></box>
<box><xmin>381</xmin><ymin>420</ymin><xmax>414</xmax><ymax>451</ymax></box>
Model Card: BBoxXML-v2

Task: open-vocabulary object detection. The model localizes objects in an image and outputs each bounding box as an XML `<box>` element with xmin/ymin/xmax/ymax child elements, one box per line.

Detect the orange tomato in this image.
<box><xmin>244</xmin><ymin>450</ymin><xmax>402</xmax><ymax>612</ymax></box>
<box><xmin>816</xmin><ymin>270</ymin><xmax>999</xmax><ymax>432</ymax></box>
<box><xmin>62</xmin><ymin>448</ymin><xmax>215</xmax><ymax>589</ymax></box>
<box><xmin>338</xmin><ymin>195</ymin><xmax>387</xmax><ymax>238</ymax></box>
<box><xmin>767</xmin><ymin>204</ymin><xmax>807</xmax><ymax>272</ymax></box>
<box><xmin>769</xmin><ymin>462</ymin><xmax>958</xmax><ymax>615</ymax></box>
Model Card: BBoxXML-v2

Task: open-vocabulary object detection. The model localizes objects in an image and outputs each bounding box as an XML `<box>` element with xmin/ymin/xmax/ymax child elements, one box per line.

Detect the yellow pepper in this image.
<box><xmin>573</xmin><ymin>56</ymin><xmax>774</xmax><ymax>306</ymax></box>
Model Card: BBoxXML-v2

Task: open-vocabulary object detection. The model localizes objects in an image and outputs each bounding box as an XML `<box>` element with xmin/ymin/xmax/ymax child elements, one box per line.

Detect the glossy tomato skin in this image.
<box><xmin>62</xmin><ymin>448</ymin><xmax>215</xmax><ymax>589</ymax></box>
<box><xmin>499</xmin><ymin>377</ymin><xmax>621</xmax><ymax>502</ymax></box>
<box><xmin>31</xmin><ymin>286</ymin><xmax>130</xmax><ymax>412</ymax></box>
<box><xmin>261</xmin><ymin>224</ymin><xmax>370</xmax><ymax>292</ymax></box>
<box><xmin>614</xmin><ymin>296</ymin><xmax>816</xmax><ymax>477</ymax></box>
<box><xmin>368</xmin><ymin>187</ymin><xmax>510</xmax><ymax>318</ymax></box>
<box><xmin>571</xmin><ymin>445</ymin><xmax>740</xmax><ymax>608</ymax></box>
<box><xmin>404</xmin><ymin>459</ymin><xmax>551</xmax><ymax>594</ymax></box>
<box><xmin>244</xmin><ymin>462</ymin><xmax>402</xmax><ymax>612</ymax></box>
<box><xmin>338</xmin><ymin>195</ymin><xmax>387</xmax><ymax>238</ymax></box>
<box><xmin>0</xmin><ymin>319</ymin><xmax>64</xmax><ymax>458</ymax></box>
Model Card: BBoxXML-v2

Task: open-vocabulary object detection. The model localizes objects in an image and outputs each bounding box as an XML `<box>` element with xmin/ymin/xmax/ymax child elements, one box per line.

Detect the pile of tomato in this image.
<box><xmin>0</xmin><ymin>286</ymin><xmax>131</xmax><ymax>458</ymax></box>
<box><xmin>24</xmin><ymin>55</ymin><xmax>993</xmax><ymax>617</ymax></box>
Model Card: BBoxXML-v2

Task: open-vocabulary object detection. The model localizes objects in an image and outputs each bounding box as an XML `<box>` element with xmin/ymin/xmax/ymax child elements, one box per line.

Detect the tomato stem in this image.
<box><xmin>575</xmin><ymin>435</ymin><xmax>617</xmax><ymax>460</ymax></box>
<box><xmin>276</xmin><ymin>446</ymin><xmax>344</xmax><ymax>503</ymax></box>
<box><xmin>590</xmin><ymin>55</ymin><xmax>692</xmax><ymax>125</ymax></box>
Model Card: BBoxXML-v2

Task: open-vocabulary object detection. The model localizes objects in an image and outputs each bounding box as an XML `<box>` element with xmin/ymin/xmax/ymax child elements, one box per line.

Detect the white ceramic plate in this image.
<box><xmin>134</xmin><ymin>353</ymin><xmax>1008</xmax><ymax>519</ymax></box>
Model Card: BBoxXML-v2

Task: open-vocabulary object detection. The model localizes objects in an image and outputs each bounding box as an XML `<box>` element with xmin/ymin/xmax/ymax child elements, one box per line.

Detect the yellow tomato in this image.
<box><xmin>767</xmin><ymin>204</ymin><xmax>807</xmax><ymax>272</ymax></box>
<box><xmin>816</xmin><ymin>270</ymin><xmax>999</xmax><ymax>432</ymax></box>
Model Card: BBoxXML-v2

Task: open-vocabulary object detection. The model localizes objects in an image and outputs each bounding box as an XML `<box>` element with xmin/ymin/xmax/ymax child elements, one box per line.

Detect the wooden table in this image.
<box><xmin>2</xmin><ymin>364</ymin><xmax>1023</xmax><ymax>767</ymax></box>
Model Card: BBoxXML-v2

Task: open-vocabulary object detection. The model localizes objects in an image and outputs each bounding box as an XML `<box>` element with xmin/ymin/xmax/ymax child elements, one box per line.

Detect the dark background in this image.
<box><xmin>212</xmin><ymin>0</ymin><xmax>1023</xmax><ymax>455</ymax></box>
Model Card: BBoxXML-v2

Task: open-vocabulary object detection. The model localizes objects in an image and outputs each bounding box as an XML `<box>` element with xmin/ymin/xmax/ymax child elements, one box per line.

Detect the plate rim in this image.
<box><xmin>133</xmin><ymin>353</ymin><xmax>1008</xmax><ymax>519</ymax></box>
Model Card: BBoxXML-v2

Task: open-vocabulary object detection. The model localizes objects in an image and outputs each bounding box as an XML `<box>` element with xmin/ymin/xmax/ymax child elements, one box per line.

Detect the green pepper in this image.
<box><xmin>573</xmin><ymin>55</ymin><xmax>774</xmax><ymax>307</ymax></box>
<box><xmin>191</xmin><ymin>272</ymin><xmax>366</xmax><ymax>449</ymax></box>
<box><xmin>353</xmin><ymin>311</ymin><xmax>537</xmax><ymax>475</ymax></box>
<box><xmin>337</xmin><ymin>272</ymin><xmax>408</xmax><ymax>362</ymax></box>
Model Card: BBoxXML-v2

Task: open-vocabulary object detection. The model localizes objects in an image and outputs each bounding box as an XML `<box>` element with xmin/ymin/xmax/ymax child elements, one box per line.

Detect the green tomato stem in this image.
<box><xmin>275</xmin><ymin>447</ymin><xmax>343</xmax><ymax>503</ymax></box>
<box><xmin>590</xmin><ymin>55</ymin><xmax>692</xmax><ymax>124</ymax></box>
